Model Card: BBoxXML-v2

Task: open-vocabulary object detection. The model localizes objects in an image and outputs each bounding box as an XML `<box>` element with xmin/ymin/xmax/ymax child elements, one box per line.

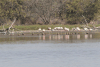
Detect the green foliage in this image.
<box><xmin>0</xmin><ymin>0</ymin><xmax>100</xmax><ymax>25</ymax></box>
<box><xmin>65</xmin><ymin>0</ymin><xmax>83</xmax><ymax>24</ymax></box>
<box><xmin>63</xmin><ymin>0</ymin><xmax>100</xmax><ymax>24</ymax></box>
<box><xmin>82</xmin><ymin>0</ymin><xmax>100</xmax><ymax>23</ymax></box>
<box><xmin>0</xmin><ymin>0</ymin><xmax>27</xmax><ymax>20</ymax></box>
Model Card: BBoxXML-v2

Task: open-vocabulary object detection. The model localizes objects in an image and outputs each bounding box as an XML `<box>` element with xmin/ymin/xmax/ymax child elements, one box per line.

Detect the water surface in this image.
<box><xmin>0</xmin><ymin>34</ymin><xmax>100</xmax><ymax>67</ymax></box>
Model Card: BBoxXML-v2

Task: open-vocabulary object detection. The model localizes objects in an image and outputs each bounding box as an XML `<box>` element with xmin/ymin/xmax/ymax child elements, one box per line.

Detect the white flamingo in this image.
<box><xmin>64</xmin><ymin>27</ymin><xmax>69</xmax><ymax>31</ymax></box>
<box><xmin>43</xmin><ymin>29</ymin><xmax>45</xmax><ymax>32</ymax></box>
<box><xmin>38</xmin><ymin>28</ymin><xmax>41</xmax><ymax>31</ymax></box>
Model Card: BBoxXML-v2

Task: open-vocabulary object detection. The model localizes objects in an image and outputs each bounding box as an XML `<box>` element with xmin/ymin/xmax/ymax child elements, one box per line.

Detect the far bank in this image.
<box><xmin>0</xmin><ymin>24</ymin><xmax>100</xmax><ymax>30</ymax></box>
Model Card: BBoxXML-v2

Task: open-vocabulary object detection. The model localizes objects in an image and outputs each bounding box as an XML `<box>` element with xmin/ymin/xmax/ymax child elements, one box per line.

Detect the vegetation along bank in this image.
<box><xmin>0</xmin><ymin>0</ymin><xmax>100</xmax><ymax>25</ymax></box>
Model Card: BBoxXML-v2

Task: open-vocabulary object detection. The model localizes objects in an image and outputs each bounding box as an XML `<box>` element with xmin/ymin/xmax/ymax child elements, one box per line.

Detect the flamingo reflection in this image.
<box><xmin>57</xmin><ymin>35</ymin><xmax>63</xmax><ymax>40</ymax></box>
<box><xmin>85</xmin><ymin>34</ymin><xmax>88</xmax><ymax>39</ymax></box>
<box><xmin>43</xmin><ymin>35</ymin><xmax>45</xmax><ymax>40</ymax></box>
<box><xmin>65</xmin><ymin>35</ymin><xmax>69</xmax><ymax>40</ymax></box>
<box><xmin>77</xmin><ymin>34</ymin><xmax>80</xmax><ymax>39</ymax></box>
<box><xmin>90</xmin><ymin>34</ymin><xmax>92</xmax><ymax>39</ymax></box>
<box><xmin>49</xmin><ymin>35</ymin><xmax>51</xmax><ymax>40</ymax></box>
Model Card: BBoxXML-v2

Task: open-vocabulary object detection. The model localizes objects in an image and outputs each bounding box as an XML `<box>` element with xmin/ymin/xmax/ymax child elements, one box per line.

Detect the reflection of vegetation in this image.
<box><xmin>0</xmin><ymin>36</ymin><xmax>39</xmax><ymax>43</ymax></box>
<box><xmin>0</xmin><ymin>33</ymin><xmax>100</xmax><ymax>43</ymax></box>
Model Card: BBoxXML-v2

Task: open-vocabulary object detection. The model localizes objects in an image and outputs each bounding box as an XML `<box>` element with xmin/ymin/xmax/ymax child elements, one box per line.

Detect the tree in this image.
<box><xmin>82</xmin><ymin>0</ymin><xmax>100</xmax><ymax>24</ymax></box>
<box><xmin>65</xmin><ymin>0</ymin><xmax>83</xmax><ymax>24</ymax></box>
<box><xmin>0</xmin><ymin>0</ymin><xmax>100</xmax><ymax>25</ymax></box>
<box><xmin>0</xmin><ymin>0</ymin><xmax>27</xmax><ymax>24</ymax></box>
<box><xmin>59</xmin><ymin>0</ymin><xmax>100</xmax><ymax>24</ymax></box>
<box><xmin>33</xmin><ymin>0</ymin><xmax>57</xmax><ymax>24</ymax></box>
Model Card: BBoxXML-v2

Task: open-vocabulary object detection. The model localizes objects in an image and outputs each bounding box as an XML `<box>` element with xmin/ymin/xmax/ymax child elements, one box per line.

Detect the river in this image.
<box><xmin>0</xmin><ymin>34</ymin><xmax>100</xmax><ymax>67</ymax></box>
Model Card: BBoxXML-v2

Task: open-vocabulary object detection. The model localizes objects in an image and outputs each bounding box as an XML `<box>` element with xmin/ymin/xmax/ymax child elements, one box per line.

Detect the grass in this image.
<box><xmin>0</xmin><ymin>24</ymin><xmax>99</xmax><ymax>30</ymax></box>
<box><xmin>15</xmin><ymin>24</ymin><xmax>84</xmax><ymax>30</ymax></box>
<box><xmin>14</xmin><ymin>24</ymin><xmax>82</xmax><ymax>30</ymax></box>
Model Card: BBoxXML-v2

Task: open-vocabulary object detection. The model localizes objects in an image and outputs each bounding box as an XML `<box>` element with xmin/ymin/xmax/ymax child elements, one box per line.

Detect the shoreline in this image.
<box><xmin>0</xmin><ymin>30</ymin><xmax>99</xmax><ymax>36</ymax></box>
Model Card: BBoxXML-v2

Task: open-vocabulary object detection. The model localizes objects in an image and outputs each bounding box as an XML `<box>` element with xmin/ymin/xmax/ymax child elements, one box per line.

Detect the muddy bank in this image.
<box><xmin>0</xmin><ymin>30</ymin><xmax>99</xmax><ymax>37</ymax></box>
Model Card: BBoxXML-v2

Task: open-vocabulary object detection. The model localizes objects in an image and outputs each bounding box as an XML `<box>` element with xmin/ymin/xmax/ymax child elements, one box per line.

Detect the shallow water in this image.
<box><xmin>0</xmin><ymin>34</ymin><xmax>100</xmax><ymax>67</ymax></box>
